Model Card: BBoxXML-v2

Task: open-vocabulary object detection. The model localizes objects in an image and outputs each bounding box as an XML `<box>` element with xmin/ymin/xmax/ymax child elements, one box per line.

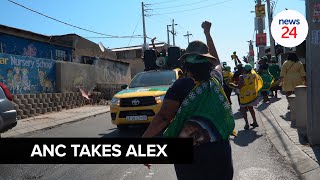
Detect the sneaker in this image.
<box><xmin>244</xmin><ymin>124</ymin><xmax>249</xmax><ymax>130</ymax></box>
<box><xmin>250</xmin><ymin>122</ymin><xmax>259</xmax><ymax>127</ymax></box>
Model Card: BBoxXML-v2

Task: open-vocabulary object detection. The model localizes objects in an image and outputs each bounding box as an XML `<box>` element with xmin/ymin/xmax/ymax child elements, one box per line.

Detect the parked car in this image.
<box><xmin>0</xmin><ymin>82</ymin><xmax>17</xmax><ymax>136</ymax></box>
<box><xmin>110</xmin><ymin>68</ymin><xmax>182</xmax><ymax>130</ymax></box>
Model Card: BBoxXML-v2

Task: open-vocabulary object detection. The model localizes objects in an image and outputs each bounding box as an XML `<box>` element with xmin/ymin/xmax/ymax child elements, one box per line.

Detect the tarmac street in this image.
<box><xmin>0</xmin><ymin>95</ymin><xmax>301</xmax><ymax>180</ymax></box>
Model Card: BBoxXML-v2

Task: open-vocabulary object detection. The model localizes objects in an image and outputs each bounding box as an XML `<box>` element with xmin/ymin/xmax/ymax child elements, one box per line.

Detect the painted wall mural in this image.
<box><xmin>0</xmin><ymin>53</ymin><xmax>56</xmax><ymax>94</ymax></box>
<box><xmin>0</xmin><ymin>33</ymin><xmax>72</xmax><ymax>61</ymax></box>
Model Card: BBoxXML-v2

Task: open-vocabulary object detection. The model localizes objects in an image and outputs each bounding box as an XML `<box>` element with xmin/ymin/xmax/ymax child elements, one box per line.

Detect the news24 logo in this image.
<box><xmin>271</xmin><ymin>10</ymin><xmax>309</xmax><ymax>48</ymax></box>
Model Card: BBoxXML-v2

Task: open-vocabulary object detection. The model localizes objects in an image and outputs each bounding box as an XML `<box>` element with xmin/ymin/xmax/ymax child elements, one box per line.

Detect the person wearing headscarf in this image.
<box><xmin>235</xmin><ymin>64</ymin><xmax>263</xmax><ymax>129</ymax></box>
<box><xmin>142</xmin><ymin>21</ymin><xmax>234</xmax><ymax>180</ymax></box>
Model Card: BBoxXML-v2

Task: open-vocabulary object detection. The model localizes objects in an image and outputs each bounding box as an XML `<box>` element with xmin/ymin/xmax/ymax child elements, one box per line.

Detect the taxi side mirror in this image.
<box><xmin>121</xmin><ymin>84</ymin><xmax>128</xmax><ymax>89</ymax></box>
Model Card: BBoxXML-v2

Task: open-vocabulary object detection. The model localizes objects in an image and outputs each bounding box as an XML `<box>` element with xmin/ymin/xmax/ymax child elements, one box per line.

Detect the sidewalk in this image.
<box><xmin>1</xmin><ymin>105</ymin><xmax>110</xmax><ymax>137</ymax></box>
<box><xmin>255</xmin><ymin>92</ymin><xmax>320</xmax><ymax>179</ymax></box>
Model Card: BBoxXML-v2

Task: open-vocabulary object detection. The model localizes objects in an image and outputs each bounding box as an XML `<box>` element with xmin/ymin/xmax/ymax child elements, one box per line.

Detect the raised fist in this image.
<box><xmin>201</xmin><ymin>21</ymin><xmax>211</xmax><ymax>33</ymax></box>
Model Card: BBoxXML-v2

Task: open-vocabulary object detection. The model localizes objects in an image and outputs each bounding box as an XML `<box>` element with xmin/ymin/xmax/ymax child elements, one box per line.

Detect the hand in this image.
<box><xmin>144</xmin><ymin>164</ymin><xmax>151</xmax><ymax>169</ymax></box>
<box><xmin>201</xmin><ymin>21</ymin><xmax>211</xmax><ymax>34</ymax></box>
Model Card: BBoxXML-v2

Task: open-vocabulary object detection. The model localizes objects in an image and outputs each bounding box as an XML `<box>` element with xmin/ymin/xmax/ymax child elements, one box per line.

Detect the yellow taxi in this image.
<box><xmin>110</xmin><ymin>68</ymin><xmax>182</xmax><ymax>130</ymax></box>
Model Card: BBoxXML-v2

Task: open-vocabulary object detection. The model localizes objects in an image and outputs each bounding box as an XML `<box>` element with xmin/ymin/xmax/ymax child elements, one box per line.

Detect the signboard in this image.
<box><xmin>255</xmin><ymin>4</ymin><xmax>266</xmax><ymax>17</ymax></box>
<box><xmin>256</xmin><ymin>33</ymin><xmax>267</xmax><ymax>47</ymax></box>
<box><xmin>255</xmin><ymin>17</ymin><xmax>265</xmax><ymax>30</ymax></box>
<box><xmin>312</xmin><ymin>3</ymin><xmax>320</xmax><ymax>23</ymax></box>
<box><xmin>0</xmin><ymin>53</ymin><xmax>56</xmax><ymax>94</ymax></box>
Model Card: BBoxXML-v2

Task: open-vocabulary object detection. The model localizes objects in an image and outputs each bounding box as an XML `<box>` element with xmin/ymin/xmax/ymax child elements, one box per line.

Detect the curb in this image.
<box><xmin>2</xmin><ymin>109</ymin><xmax>110</xmax><ymax>138</ymax></box>
<box><xmin>257</xmin><ymin>103</ymin><xmax>320</xmax><ymax>180</ymax></box>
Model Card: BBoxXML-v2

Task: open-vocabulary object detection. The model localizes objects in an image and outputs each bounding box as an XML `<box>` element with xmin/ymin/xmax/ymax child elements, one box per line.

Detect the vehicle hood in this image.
<box><xmin>114</xmin><ymin>86</ymin><xmax>170</xmax><ymax>98</ymax></box>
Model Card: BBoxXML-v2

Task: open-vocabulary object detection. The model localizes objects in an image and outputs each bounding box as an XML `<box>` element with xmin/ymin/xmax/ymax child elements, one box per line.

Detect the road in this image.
<box><xmin>0</xmin><ymin>95</ymin><xmax>300</xmax><ymax>180</ymax></box>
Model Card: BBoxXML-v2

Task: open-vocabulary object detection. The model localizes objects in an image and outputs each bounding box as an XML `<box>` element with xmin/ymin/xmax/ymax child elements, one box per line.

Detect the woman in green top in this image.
<box><xmin>258</xmin><ymin>57</ymin><xmax>274</xmax><ymax>102</ymax></box>
<box><xmin>268</xmin><ymin>58</ymin><xmax>281</xmax><ymax>98</ymax></box>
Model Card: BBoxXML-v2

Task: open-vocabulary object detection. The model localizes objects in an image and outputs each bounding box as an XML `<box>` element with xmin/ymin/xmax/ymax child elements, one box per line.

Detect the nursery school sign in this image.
<box><xmin>0</xmin><ymin>53</ymin><xmax>56</xmax><ymax>94</ymax></box>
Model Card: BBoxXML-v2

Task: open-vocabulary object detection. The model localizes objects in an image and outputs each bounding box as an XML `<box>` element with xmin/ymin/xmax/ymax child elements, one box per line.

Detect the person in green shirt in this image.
<box><xmin>268</xmin><ymin>57</ymin><xmax>281</xmax><ymax>98</ymax></box>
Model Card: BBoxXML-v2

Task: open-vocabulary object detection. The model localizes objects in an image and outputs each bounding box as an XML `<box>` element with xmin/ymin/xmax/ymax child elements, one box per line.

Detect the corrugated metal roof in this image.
<box><xmin>111</xmin><ymin>43</ymin><xmax>167</xmax><ymax>52</ymax></box>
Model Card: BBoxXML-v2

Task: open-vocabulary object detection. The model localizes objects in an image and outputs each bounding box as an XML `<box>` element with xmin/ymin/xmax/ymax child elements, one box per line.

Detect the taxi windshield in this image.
<box><xmin>129</xmin><ymin>71</ymin><xmax>176</xmax><ymax>88</ymax></box>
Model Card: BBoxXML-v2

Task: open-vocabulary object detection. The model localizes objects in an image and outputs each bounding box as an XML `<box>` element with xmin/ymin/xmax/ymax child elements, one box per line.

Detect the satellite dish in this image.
<box><xmin>156</xmin><ymin>57</ymin><xmax>166</xmax><ymax>67</ymax></box>
<box><xmin>99</xmin><ymin>42</ymin><xmax>106</xmax><ymax>52</ymax></box>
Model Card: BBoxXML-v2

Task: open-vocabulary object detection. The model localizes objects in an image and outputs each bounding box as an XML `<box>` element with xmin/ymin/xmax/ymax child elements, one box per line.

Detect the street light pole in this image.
<box><xmin>184</xmin><ymin>31</ymin><xmax>192</xmax><ymax>44</ymax></box>
<box><xmin>256</xmin><ymin>0</ymin><xmax>265</xmax><ymax>59</ymax></box>
<box><xmin>266</xmin><ymin>0</ymin><xmax>276</xmax><ymax>59</ymax></box>
<box><xmin>167</xmin><ymin>25</ymin><xmax>171</xmax><ymax>46</ymax></box>
<box><xmin>172</xmin><ymin>19</ymin><xmax>178</xmax><ymax>46</ymax></box>
<box><xmin>142</xmin><ymin>2</ymin><xmax>147</xmax><ymax>50</ymax></box>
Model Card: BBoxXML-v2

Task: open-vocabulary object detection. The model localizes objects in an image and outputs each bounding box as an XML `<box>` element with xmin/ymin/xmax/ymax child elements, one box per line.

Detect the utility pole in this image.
<box><xmin>184</xmin><ymin>31</ymin><xmax>192</xmax><ymax>44</ymax></box>
<box><xmin>256</xmin><ymin>0</ymin><xmax>265</xmax><ymax>59</ymax></box>
<box><xmin>266</xmin><ymin>0</ymin><xmax>276</xmax><ymax>59</ymax></box>
<box><xmin>172</xmin><ymin>19</ymin><xmax>178</xmax><ymax>46</ymax></box>
<box><xmin>167</xmin><ymin>25</ymin><xmax>171</xmax><ymax>46</ymax></box>
<box><xmin>306</xmin><ymin>0</ymin><xmax>320</xmax><ymax>145</ymax></box>
<box><xmin>248</xmin><ymin>40</ymin><xmax>255</xmax><ymax>67</ymax></box>
<box><xmin>142</xmin><ymin>2</ymin><xmax>147</xmax><ymax>50</ymax></box>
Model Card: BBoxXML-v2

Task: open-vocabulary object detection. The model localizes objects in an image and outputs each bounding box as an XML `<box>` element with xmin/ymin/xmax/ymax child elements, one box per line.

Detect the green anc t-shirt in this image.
<box><xmin>268</xmin><ymin>64</ymin><xmax>281</xmax><ymax>80</ymax></box>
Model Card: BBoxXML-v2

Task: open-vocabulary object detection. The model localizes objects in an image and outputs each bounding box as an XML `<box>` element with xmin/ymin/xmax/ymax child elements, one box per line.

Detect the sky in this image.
<box><xmin>0</xmin><ymin>0</ymin><xmax>306</xmax><ymax>70</ymax></box>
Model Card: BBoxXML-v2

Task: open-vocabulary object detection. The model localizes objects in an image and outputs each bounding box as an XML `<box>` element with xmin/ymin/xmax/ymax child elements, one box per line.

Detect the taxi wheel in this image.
<box><xmin>117</xmin><ymin>125</ymin><xmax>129</xmax><ymax>131</ymax></box>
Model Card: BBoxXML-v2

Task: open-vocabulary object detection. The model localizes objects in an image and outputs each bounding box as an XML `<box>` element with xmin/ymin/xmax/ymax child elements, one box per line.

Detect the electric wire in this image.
<box><xmin>7</xmin><ymin>0</ymin><xmax>137</xmax><ymax>38</ymax></box>
<box><xmin>147</xmin><ymin>0</ymin><xmax>184</xmax><ymax>5</ymax></box>
<box><xmin>151</xmin><ymin>0</ymin><xmax>234</xmax><ymax>15</ymax></box>
<box><xmin>128</xmin><ymin>18</ymin><xmax>141</xmax><ymax>46</ymax></box>
<box><xmin>152</xmin><ymin>0</ymin><xmax>209</xmax><ymax>10</ymax></box>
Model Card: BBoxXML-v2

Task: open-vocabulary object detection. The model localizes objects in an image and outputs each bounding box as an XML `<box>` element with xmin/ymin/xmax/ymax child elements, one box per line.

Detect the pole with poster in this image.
<box><xmin>255</xmin><ymin>1</ymin><xmax>266</xmax><ymax>59</ymax></box>
<box><xmin>306</xmin><ymin>0</ymin><xmax>320</xmax><ymax>145</ymax></box>
<box><xmin>256</xmin><ymin>33</ymin><xmax>267</xmax><ymax>47</ymax></box>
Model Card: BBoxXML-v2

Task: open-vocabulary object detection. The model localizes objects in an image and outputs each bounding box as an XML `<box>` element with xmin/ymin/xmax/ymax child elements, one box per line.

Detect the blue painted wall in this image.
<box><xmin>0</xmin><ymin>53</ymin><xmax>56</xmax><ymax>94</ymax></box>
<box><xmin>0</xmin><ymin>33</ymin><xmax>72</xmax><ymax>61</ymax></box>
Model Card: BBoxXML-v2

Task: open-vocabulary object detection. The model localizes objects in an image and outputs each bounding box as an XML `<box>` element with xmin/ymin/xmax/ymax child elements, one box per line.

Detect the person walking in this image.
<box><xmin>259</xmin><ymin>59</ymin><xmax>274</xmax><ymax>103</ymax></box>
<box><xmin>142</xmin><ymin>21</ymin><xmax>235</xmax><ymax>180</ymax></box>
<box><xmin>233</xmin><ymin>64</ymin><xmax>244</xmax><ymax>106</ymax></box>
<box><xmin>223</xmin><ymin>66</ymin><xmax>234</xmax><ymax>104</ymax></box>
<box><xmin>280</xmin><ymin>52</ymin><xmax>306</xmax><ymax>109</ymax></box>
<box><xmin>235</xmin><ymin>64</ymin><xmax>263</xmax><ymax>130</ymax></box>
<box><xmin>269</xmin><ymin>57</ymin><xmax>281</xmax><ymax>98</ymax></box>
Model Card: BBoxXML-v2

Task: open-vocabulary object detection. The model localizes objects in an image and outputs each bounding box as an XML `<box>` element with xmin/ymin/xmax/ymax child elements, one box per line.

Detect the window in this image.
<box><xmin>129</xmin><ymin>71</ymin><xmax>176</xmax><ymax>88</ymax></box>
<box><xmin>56</xmin><ymin>50</ymin><xmax>66</xmax><ymax>61</ymax></box>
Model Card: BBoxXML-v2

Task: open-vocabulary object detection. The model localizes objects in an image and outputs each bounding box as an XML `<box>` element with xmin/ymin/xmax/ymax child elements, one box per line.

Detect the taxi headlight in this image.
<box><xmin>111</xmin><ymin>97</ymin><xmax>120</xmax><ymax>106</ymax></box>
<box><xmin>155</xmin><ymin>95</ymin><xmax>165</xmax><ymax>104</ymax></box>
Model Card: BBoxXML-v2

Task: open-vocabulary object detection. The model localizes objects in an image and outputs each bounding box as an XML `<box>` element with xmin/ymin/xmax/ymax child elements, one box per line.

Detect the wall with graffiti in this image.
<box><xmin>0</xmin><ymin>33</ymin><xmax>72</xmax><ymax>61</ymax></box>
<box><xmin>0</xmin><ymin>53</ymin><xmax>56</xmax><ymax>94</ymax></box>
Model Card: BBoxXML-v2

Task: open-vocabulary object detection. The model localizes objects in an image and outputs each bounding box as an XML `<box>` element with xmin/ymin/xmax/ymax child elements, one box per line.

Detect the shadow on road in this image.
<box><xmin>99</xmin><ymin>125</ymin><xmax>148</xmax><ymax>138</ymax></box>
<box><xmin>232</xmin><ymin>129</ymin><xmax>263</xmax><ymax>147</ymax></box>
<box><xmin>280</xmin><ymin>112</ymin><xmax>291</xmax><ymax>122</ymax></box>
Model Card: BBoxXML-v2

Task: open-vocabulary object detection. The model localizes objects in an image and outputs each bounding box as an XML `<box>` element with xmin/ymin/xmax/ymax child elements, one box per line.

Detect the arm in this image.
<box><xmin>142</xmin><ymin>99</ymin><xmax>180</xmax><ymax>137</ymax></box>
<box><xmin>151</xmin><ymin>37</ymin><xmax>160</xmax><ymax>56</ymax></box>
<box><xmin>236</xmin><ymin>56</ymin><xmax>242</xmax><ymax>64</ymax></box>
<box><xmin>202</xmin><ymin>21</ymin><xmax>222</xmax><ymax>72</ymax></box>
<box><xmin>298</xmin><ymin>63</ymin><xmax>307</xmax><ymax>85</ymax></box>
<box><xmin>280</xmin><ymin>61</ymin><xmax>287</xmax><ymax>82</ymax></box>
